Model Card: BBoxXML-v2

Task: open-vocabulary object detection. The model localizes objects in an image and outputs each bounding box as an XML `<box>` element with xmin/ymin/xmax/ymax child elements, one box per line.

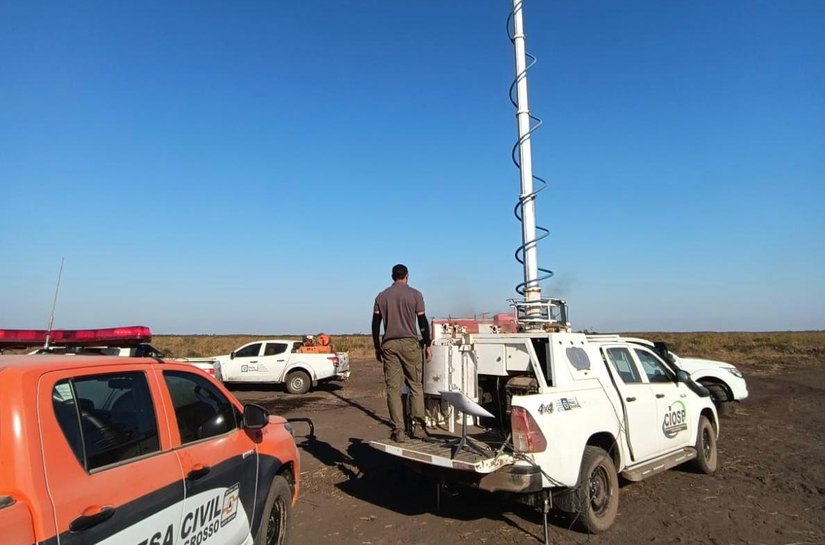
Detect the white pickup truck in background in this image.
<box><xmin>215</xmin><ymin>339</ymin><xmax>350</xmax><ymax>394</ymax></box>
<box><xmin>622</xmin><ymin>337</ymin><xmax>749</xmax><ymax>416</ymax></box>
<box><xmin>675</xmin><ymin>354</ymin><xmax>747</xmax><ymax>415</ymax></box>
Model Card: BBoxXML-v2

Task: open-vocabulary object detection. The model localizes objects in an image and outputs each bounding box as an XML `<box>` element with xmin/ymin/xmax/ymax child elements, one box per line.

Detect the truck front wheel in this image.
<box><xmin>255</xmin><ymin>475</ymin><xmax>292</xmax><ymax>545</ymax></box>
<box><xmin>691</xmin><ymin>415</ymin><xmax>718</xmax><ymax>474</ymax></box>
<box><xmin>699</xmin><ymin>381</ymin><xmax>733</xmax><ymax>417</ymax></box>
<box><xmin>285</xmin><ymin>370</ymin><xmax>311</xmax><ymax>395</ymax></box>
<box><xmin>574</xmin><ymin>446</ymin><xmax>619</xmax><ymax>533</ymax></box>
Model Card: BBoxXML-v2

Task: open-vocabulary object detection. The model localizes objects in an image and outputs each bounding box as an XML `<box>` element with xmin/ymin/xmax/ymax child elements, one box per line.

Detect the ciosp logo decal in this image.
<box><xmin>662</xmin><ymin>401</ymin><xmax>688</xmax><ymax>438</ymax></box>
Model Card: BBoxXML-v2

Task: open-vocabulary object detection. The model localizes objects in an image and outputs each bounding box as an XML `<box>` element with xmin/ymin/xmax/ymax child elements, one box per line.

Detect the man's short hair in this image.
<box><xmin>392</xmin><ymin>264</ymin><xmax>408</xmax><ymax>280</ymax></box>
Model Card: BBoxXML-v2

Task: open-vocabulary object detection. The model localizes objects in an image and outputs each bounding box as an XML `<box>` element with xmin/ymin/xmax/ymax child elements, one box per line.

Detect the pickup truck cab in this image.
<box><xmin>0</xmin><ymin>354</ymin><xmax>300</xmax><ymax>545</ymax></box>
<box><xmin>216</xmin><ymin>340</ymin><xmax>350</xmax><ymax>395</ymax></box>
<box><xmin>371</xmin><ymin>330</ymin><xmax>718</xmax><ymax>533</ymax></box>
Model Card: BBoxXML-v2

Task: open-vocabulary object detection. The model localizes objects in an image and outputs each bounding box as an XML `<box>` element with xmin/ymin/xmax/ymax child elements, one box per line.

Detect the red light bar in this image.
<box><xmin>0</xmin><ymin>326</ymin><xmax>152</xmax><ymax>348</ymax></box>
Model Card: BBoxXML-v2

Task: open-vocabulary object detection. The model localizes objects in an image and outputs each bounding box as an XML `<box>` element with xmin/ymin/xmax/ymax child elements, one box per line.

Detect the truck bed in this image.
<box><xmin>370</xmin><ymin>433</ymin><xmax>514</xmax><ymax>473</ymax></box>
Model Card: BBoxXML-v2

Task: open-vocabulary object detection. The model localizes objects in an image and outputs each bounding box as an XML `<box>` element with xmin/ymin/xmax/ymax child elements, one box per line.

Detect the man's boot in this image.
<box><xmin>391</xmin><ymin>428</ymin><xmax>406</xmax><ymax>443</ymax></box>
<box><xmin>410</xmin><ymin>418</ymin><xmax>429</xmax><ymax>440</ymax></box>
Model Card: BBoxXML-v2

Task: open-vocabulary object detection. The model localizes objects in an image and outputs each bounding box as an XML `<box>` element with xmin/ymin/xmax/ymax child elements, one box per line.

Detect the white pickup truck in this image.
<box><xmin>371</xmin><ymin>329</ymin><xmax>718</xmax><ymax>533</ymax></box>
<box><xmin>215</xmin><ymin>339</ymin><xmax>350</xmax><ymax>394</ymax></box>
<box><xmin>619</xmin><ymin>337</ymin><xmax>749</xmax><ymax>416</ymax></box>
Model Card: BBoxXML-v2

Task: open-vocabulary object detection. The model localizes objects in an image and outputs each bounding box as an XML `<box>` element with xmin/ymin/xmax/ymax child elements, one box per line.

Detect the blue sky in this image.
<box><xmin>2</xmin><ymin>1</ymin><xmax>823</xmax><ymax>334</ymax></box>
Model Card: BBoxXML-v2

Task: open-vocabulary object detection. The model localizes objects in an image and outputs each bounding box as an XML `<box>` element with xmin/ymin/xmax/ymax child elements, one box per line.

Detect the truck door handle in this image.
<box><xmin>70</xmin><ymin>506</ymin><xmax>116</xmax><ymax>532</ymax></box>
<box><xmin>250</xmin><ymin>360</ymin><xmax>258</xmax><ymax>364</ymax></box>
<box><xmin>626</xmin><ymin>397</ymin><xmax>636</xmax><ymax>402</ymax></box>
<box><xmin>187</xmin><ymin>464</ymin><xmax>211</xmax><ymax>481</ymax></box>
<box><xmin>655</xmin><ymin>394</ymin><xmax>665</xmax><ymax>399</ymax></box>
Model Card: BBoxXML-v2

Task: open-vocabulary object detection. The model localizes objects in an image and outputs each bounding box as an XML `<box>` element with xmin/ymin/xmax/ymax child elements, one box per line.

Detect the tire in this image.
<box><xmin>700</xmin><ymin>381</ymin><xmax>733</xmax><ymax>417</ymax></box>
<box><xmin>255</xmin><ymin>475</ymin><xmax>292</xmax><ymax>545</ymax></box>
<box><xmin>573</xmin><ymin>446</ymin><xmax>619</xmax><ymax>534</ymax></box>
<box><xmin>691</xmin><ymin>415</ymin><xmax>718</xmax><ymax>474</ymax></box>
<box><xmin>285</xmin><ymin>370</ymin><xmax>311</xmax><ymax>395</ymax></box>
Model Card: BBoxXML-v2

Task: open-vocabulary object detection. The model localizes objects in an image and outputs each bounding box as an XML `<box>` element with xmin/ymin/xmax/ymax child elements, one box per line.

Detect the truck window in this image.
<box><xmin>634</xmin><ymin>349</ymin><xmax>675</xmax><ymax>383</ymax></box>
<box><xmin>605</xmin><ymin>347</ymin><xmax>642</xmax><ymax>383</ymax></box>
<box><xmin>52</xmin><ymin>384</ymin><xmax>84</xmax><ymax>464</ymax></box>
<box><xmin>530</xmin><ymin>337</ymin><xmax>552</xmax><ymax>385</ymax></box>
<box><xmin>264</xmin><ymin>342</ymin><xmax>288</xmax><ymax>356</ymax></box>
<box><xmin>163</xmin><ymin>371</ymin><xmax>239</xmax><ymax>444</ymax></box>
<box><xmin>52</xmin><ymin>372</ymin><xmax>160</xmax><ymax>471</ymax></box>
<box><xmin>235</xmin><ymin>343</ymin><xmax>261</xmax><ymax>358</ymax></box>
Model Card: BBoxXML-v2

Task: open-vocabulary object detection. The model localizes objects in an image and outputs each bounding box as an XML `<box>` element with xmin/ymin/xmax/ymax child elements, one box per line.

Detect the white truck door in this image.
<box><xmin>633</xmin><ymin>348</ymin><xmax>693</xmax><ymax>452</ymax></box>
<box><xmin>261</xmin><ymin>342</ymin><xmax>291</xmax><ymax>381</ymax></box>
<box><xmin>604</xmin><ymin>346</ymin><xmax>662</xmax><ymax>462</ymax></box>
<box><xmin>227</xmin><ymin>342</ymin><xmax>263</xmax><ymax>382</ymax></box>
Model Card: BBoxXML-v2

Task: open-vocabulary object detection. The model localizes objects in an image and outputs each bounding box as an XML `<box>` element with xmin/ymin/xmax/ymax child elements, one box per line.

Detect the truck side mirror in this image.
<box><xmin>676</xmin><ymin>369</ymin><xmax>691</xmax><ymax>383</ymax></box>
<box><xmin>230</xmin><ymin>351</ymin><xmax>235</xmax><ymax>360</ymax></box>
<box><xmin>243</xmin><ymin>403</ymin><xmax>269</xmax><ymax>430</ymax></box>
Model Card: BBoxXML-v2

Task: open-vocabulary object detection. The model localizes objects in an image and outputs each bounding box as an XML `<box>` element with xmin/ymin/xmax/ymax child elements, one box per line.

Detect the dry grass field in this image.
<box><xmin>153</xmin><ymin>330</ymin><xmax>825</xmax><ymax>370</ymax></box>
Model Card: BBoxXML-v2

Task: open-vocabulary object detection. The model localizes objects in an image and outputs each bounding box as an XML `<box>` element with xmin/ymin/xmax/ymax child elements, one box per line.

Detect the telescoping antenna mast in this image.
<box><xmin>43</xmin><ymin>257</ymin><xmax>65</xmax><ymax>349</ymax></box>
<box><xmin>508</xmin><ymin>0</ymin><xmax>569</xmax><ymax>332</ymax></box>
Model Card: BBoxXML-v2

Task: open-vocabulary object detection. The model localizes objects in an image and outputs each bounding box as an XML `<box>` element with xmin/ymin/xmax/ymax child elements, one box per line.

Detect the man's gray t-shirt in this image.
<box><xmin>374</xmin><ymin>282</ymin><xmax>425</xmax><ymax>342</ymax></box>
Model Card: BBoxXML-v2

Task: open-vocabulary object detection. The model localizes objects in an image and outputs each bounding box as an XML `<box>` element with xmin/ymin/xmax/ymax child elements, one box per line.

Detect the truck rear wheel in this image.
<box><xmin>255</xmin><ymin>475</ymin><xmax>292</xmax><ymax>545</ymax></box>
<box><xmin>574</xmin><ymin>446</ymin><xmax>619</xmax><ymax>533</ymax></box>
<box><xmin>691</xmin><ymin>415</ymin><xmax>718</xmax><ymax>474</ymax></box>
<box><xmin>285</xmin><ymin>370</ymin><xmax>311</xmax><ymax>395</ymax></box>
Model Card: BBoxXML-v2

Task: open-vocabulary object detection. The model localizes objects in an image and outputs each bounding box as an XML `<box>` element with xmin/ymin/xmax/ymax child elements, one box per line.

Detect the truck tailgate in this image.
<box><xmin>369</xmin><ymin>438</ymin><xmax>514</xmax><ymax>473</ymax></box>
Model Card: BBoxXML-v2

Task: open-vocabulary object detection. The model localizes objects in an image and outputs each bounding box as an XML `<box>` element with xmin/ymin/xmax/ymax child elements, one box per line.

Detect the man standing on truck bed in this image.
<box><xmin>373</xmin><ymin>263</ymin><xmax>432</xmax><ymax>443</ymax></box>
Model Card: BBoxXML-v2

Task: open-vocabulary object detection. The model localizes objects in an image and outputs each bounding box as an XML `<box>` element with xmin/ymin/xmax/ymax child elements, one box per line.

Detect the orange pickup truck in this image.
<box><xmin>0</xmin><ymin>354</ymin><xmax>300</xmax><ymax>545</ymax></box>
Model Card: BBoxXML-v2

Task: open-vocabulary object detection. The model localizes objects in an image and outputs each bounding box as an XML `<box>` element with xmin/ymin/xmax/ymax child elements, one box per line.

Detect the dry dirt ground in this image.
<box><xmin>230</xmin><ymin>358</ymin><xmax>825</xmax><ymax>545</ymax></box>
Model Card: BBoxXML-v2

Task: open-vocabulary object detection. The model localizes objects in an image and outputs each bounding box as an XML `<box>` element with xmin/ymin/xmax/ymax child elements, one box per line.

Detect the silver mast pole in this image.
<box><xmin>511</xmin><ymin>0</ymin><xmax>541</xmax><ymax>306</ymax></box>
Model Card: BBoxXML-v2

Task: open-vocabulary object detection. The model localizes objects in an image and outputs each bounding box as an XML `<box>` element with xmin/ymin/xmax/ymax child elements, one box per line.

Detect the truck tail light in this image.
<box><xmin>206</xmin><ymin>368</ymin><xmax>216</xmax><ymax>377</ymax></box>
<box><xmin>511</xmin><ymin>406</ymin><xmax>547</xmax><ymax>453</ymax></box>
<box><xmin>328</xmin><ymin>356</ymin><xmax>340</xmax><ymax>366</ymax></box>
